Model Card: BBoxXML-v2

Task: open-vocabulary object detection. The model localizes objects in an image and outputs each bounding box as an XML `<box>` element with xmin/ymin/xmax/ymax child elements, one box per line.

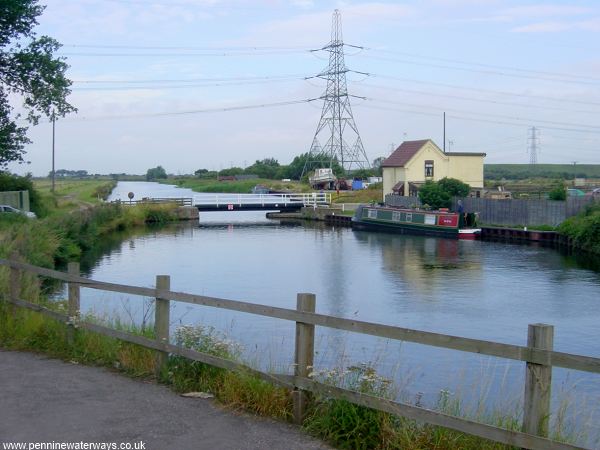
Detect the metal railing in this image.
<box><xmin>192</xmin><ymin>192</ymin><xmax>331</xmax><ymax>207</ymax></box>
<box><xmin>110</xmin><ymin>197</ymin><xmax>193</xmax><ymax>206</ymax></box>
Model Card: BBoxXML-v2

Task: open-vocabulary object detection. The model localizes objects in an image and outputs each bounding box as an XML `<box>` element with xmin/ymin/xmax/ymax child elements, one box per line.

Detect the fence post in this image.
<box><xmin>67</xmin><ymin>262</ymin><xmax>81</xmax><ymax>346</ymax></box>
<box><xmin>8</xmin><ymin>255</ymin><xmax>20</xmax><ymax>316</ymax></box>
<box><xmin>293</xmin><ymin>292</ymin><xmax>316</xmax><ymax>424</ymax></box>
<box><xmin>523</xmin><ymin>323</ymin><xmax>554</xmax><ymax>438</ymax></box>
<box><xmin>154</xmin><ymin>275</ymin><xmax>170</xmax><ymax>379</ymax></box>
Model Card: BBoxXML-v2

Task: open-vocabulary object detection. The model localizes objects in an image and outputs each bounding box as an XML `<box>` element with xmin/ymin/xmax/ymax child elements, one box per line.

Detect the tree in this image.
<box><xmin>418</xmin><ymin>181</ymin><xmax>451</xmax><ymax>210</ymax></box>
<box><xmin>245</xmin><ymin>158</ymin><xmax>280</xmax><ymax>179</ymax></box>
<box><xmin>0</xmin><ymin>1</ymin><xmax>76</xmax><ymax>168</ymax></box>
<box><xmin>437</xmin><ymin>177</ymin><xmax>470</xmax><ymax>197</ymax></box>
<box><xmin>548</xmin><ymin>183</ymin><xmax>566</xmax><ymax>201</ymax></box>
<box><xmin>283</xmin><ymin>152</ymin><xmax>344</xmax><ymax>180</ymax></box>
<box><xmin>146</xmin><ymin>166</ymin><xmax>167</xmax><ymax>181</ymax></box>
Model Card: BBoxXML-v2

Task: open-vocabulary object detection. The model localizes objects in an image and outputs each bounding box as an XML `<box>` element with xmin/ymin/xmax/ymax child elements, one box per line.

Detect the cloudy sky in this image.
<box><xmin>9</xmin><ymin>0</ymin><xmax>600</xmax><ymax>176</ymax></box>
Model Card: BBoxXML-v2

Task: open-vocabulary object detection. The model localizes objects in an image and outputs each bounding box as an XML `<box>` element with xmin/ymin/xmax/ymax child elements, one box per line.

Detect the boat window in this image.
<box><xmin>425</xmin><ymin>160</ymin><xmax>434</xmax><ymax>177</ymax></box>
<box><xmin>368</xmin><ymin>209</ymin><xmax>378</xmax><ymax>219</ymax></box>
<box><xmin>392</xmin><ymin>211</ymin><xmax>401</xmax><ymax>222</ymax></box>
<box><xmin>405</xmin><ymin>213</ymin><xmax>412</xmax><ymax>222</ymax></box>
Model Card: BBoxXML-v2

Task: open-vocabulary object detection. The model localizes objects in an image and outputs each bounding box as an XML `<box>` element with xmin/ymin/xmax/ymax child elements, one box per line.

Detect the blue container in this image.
<box><xmin>352</xmin><ymin>179</ymin><xmax>363</xmax><ymax>190</ymax></box>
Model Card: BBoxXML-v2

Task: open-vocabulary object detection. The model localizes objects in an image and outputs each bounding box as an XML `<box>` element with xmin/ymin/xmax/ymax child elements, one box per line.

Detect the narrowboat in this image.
<box><xmin>351</xmin><ymin>204</ymin><xmax>481</xmax><ymax>239</ymax></box>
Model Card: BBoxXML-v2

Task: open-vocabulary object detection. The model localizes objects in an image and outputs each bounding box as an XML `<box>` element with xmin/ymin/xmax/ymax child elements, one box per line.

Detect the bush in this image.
<box><xmin>559</xmin><ymin>202</ymin><xmax>600</xmax><ymax>254</ymax></box>
<box><xmin>419</xmin><ymin>181</ymin><xmax>451</xmax><ymax>210</ymax></box>
<box><xmin>437</xmin><ymin>177</ymin><xmax>470</xmax><ymax>197</ymax></box>
<box><xmin>549</xmin><ymin>184</ymin><xmax>566</xmax><ymax>201</ymax></box>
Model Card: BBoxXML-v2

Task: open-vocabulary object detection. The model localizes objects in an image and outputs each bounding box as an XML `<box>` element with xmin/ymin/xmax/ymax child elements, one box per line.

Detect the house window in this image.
<box><xmin>425</xmin><ymin>160</ymin><xmax>434</xmax><ymax>178</ymax></box>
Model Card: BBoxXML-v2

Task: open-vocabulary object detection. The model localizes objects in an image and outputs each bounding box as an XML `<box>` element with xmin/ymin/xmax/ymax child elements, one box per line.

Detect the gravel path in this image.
<box><xmin>0</xmin><ymin>350</ymin><xmax>330</xmax><ymax>450</ymax></box>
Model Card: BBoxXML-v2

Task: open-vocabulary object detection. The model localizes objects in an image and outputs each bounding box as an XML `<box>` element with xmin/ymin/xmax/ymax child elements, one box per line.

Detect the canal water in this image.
<box><xmin>98</xmin><ymin>182</ymin><xmax>600</xmax><ymax>441</ymax></box>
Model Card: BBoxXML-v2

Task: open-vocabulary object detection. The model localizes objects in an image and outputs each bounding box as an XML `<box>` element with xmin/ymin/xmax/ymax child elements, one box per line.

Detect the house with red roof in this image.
<box><xmin>382</xmin><ymin>139</ymin><xmax>485</xmax><ymax>199</ymax></box>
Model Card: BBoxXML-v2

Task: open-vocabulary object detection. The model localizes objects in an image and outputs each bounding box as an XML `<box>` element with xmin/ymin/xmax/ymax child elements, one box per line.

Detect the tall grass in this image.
<box><xmin>0</xmin><ymin>203</ymin><xmax>179</xmax><ymax>266</ymax></box>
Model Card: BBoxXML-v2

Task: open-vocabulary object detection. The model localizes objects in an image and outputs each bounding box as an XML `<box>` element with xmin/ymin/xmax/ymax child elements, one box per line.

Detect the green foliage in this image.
<box><xmin>419</xmin><ymin>181</ymin><xmax>452</xmax><ymax>209</ymax></box>
<box><xmin>485</xmin><ymin>164</ymin><xmax>600</xmax><ymax>181</ymax></box>
<box><xmin>350</xmin><ymin>168</ymin><xmax>378</xmax><ymax>180</ymax></box>
<box><xmin>284</xmin><ymin>152</ymin><xmax>344</xmax><ymax>180</ymax></box>
<box><xmin>166</xmin><ymin>324</ymin><xmax>241</xmax><ymax>392</ymax></box>
<box><xmin>559</xmin><ymin>202</ymin><xmax>600</xmax><ymax>255</ymax></box>
<box><xmin>217</xmin><ymin>167</ymin><xmax>244</xmax><ymax>177</ymax></box>
<box><xmin>306</xmin><ymin>364</ymin><xmax>395</xmax><ymax>449</ymax></box>
<box><xmin>548</xmin><ymin>184</ymin><xmax>566</xmax><ymax>201</ymax></box>
<box><xmin>194</xmin><ymin>168</ymin><xmax>218</xmax><ymax>179</ymax></box>
<box><xmin>244</xmin><ymin>158</ymin><xmax>281</xmax><ymax>179</ymax></box>
<box><xmin>145</xmin><ymin>165</ymin><xmax>167</xmax><ymax>181</ymax></box>
<box><xmin>0</xmin><ymin>172</ymin><xmax>46</xmax><ymax>216</ymax></box>
<box><xmin>0</xmin><ymin>0</ymin><xmax>76</xmax><ymax>167</ymax></box>
<box><xmin>437</xmin><ymin>177</ymin><xmax>470</xmax><ymax>197</ymax></box>
<box><xmin>0</xmin><ymin>203</ymin><xmax>179</xmax><ymax>266</ymax></box>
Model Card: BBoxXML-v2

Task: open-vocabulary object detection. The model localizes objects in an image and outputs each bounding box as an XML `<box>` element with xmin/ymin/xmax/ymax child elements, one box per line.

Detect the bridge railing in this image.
<box><xmin>110</xmin><ymin>197</ymin><xmax>192</xmax><ymax>206</ymax></box>
<box><xmin>2</xmin><ymin>257</ymin><xmax>596</xmax><ymax>450</ymax></box>
<box><xmin>192</xmin><ymin>192</ymin><xmax>331</xmax><ymax>207</ymax></box>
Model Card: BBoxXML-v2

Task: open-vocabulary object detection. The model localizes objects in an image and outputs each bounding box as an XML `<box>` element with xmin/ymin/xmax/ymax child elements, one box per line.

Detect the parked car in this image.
<box><xmin>0</xmin><ymin>204</ymin><xmax>36</xmax><ymax>218</ymax></box>
<box><xmin>592</xmin><ymin>187</ymin><xmax>600</xmax><ymax>196</ymax></box>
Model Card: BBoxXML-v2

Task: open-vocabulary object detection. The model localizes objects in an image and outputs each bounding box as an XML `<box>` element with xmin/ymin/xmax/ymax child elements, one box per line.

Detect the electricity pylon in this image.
<box><xmin>302</xmin><ymin>9</ymin><xmax>369</xmax><ymax>179</ymax></box>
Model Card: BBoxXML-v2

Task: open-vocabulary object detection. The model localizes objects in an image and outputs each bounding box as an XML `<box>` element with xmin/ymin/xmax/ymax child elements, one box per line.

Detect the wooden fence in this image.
<box><xmin>1</xmin><ymin>258</ymin><xmax>598</xmax><ymax>450</ymax></box>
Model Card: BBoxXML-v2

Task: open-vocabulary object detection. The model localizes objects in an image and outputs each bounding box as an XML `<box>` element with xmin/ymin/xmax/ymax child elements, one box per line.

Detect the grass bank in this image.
<box><xmin>32</xmin><ymin>179</ymin><xmax>117</xmax><ymax>217</ymax></box>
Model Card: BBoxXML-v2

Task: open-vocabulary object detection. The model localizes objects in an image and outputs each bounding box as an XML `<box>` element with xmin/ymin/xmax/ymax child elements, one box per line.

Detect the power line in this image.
<box><xmin>362</xmin><ymin>96</ymin><xmax>600</xmax><ymax>131</ymax></box>
<box><xmin>71</xmin><ymin>74</ymin><xmax>306</xmax><ymax>84</ymax></box>
<box><xmin>64</xmin><ymin>44</ymin><xmax>310</xmax><ymax>51</ymax></box>
<box><xmin>70</xmin><ymin>79</ymin><xmax>301</xmax><ymax>91</ymax></box>
<box><xmin>358</xmin><ymin>82</ymin><xmax>600</xmax><ymax>116</ymax></box>
<box><xmin>367</xmin><ymin>74</ymin><xmax>600</xmax><ymax>107</ymax></box>
<box><xmin>58</xmin><ymin>49</ymin><xmax>310</xmax><ymax>57</ymax></box>
<box><xmin>355</xmin><ymin>103</ymin><xmax>600</xmax><ymax>135</ymax></box>
<box><xmin>32</xmin><ymin>98</ymin><xmax>318</xmax><ymax>122</ymax></box>
<box><xmin>355</xmin><ymin>54</ymin><xmax>600</xmax><ymax>86</ymax></box>
<box><xmin>367</xmin><ymin>49</ymin><xmax>600</xmax><ymax>83</ymax></box>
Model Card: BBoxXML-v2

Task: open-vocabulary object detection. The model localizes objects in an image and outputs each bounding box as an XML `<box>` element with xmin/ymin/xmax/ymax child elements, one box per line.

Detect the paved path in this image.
<box><xmin>0</xmin><ymin>350</ymin><xmax>329</xmax><ymax>450</ymax></box>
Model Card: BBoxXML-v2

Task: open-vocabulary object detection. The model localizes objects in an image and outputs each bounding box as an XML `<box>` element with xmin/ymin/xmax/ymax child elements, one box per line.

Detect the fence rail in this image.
<box><xmin>1</xmin><ymin>257</ymin><xmax>595</xmax><ymax>450</ymax></box>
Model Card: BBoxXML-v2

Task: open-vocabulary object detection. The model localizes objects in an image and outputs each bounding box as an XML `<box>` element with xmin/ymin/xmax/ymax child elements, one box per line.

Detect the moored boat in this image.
<box><xmin>351</xmin><ymin>204</ymin><xmax>481</xmax><ymax>239</ymax></box>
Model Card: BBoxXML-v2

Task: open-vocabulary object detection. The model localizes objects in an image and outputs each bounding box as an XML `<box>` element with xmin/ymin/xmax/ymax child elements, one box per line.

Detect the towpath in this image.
<box><xmin>0</xmin><ymin>350</ymin><xmax>329</xmax><ymax>450</ymax></box>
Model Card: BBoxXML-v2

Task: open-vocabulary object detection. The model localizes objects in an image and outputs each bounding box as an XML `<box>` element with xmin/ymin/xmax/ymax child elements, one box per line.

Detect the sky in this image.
<box><xmin>7</xmin><ymin>0</ymin><xmax>600</xmax><ymax>176</ymax></box>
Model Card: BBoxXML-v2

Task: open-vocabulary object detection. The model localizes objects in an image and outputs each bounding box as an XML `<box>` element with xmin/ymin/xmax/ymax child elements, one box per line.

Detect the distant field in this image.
<box><xmin>485</xmin><ymin>164</ymin><xmax>600</xmax><ymax>180</ymax></box>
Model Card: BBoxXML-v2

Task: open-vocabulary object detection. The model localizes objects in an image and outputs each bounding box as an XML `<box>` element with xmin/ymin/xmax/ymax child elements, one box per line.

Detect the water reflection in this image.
<box><xmin>72</xmin><ymin>182</ymin><xmax>600</xmax><ymax>446</ymax></box>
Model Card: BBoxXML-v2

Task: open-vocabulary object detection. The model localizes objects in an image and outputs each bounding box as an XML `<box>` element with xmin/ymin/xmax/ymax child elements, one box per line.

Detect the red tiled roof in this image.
<box><xmin>381</xmin><ymin>140</ymin><xmax>430</xmax><ymax>167</ymax></box>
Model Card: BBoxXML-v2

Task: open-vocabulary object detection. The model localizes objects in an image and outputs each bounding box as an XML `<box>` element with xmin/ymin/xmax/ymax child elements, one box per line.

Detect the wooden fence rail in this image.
<box><xmin>0</xmin><ymin>258</ymin><xmax>595</xmax><ymax>450</ymax></box>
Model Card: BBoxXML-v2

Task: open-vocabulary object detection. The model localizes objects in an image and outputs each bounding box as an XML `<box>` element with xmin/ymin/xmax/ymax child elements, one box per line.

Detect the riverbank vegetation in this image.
<box><xmin>0</xmin><ymin>174</ymin><xmax>180</xmax><ymax>268</ymax></box>
<box><xmin>559</xmin><ymin>202</ymin><xmax>600</xmax><ymax>255</ymax></box>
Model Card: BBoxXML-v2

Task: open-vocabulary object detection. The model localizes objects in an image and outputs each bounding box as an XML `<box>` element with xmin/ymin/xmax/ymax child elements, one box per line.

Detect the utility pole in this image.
<box><xmin>443</xmin><ymin>112</ymin><xmax>446</xmax><ymax>153</ymax></box>
<box><xmin>302</xmin><ymin>9</ymin><xmax>369</xmax><ymax>178</ymax></box>
<box><xmin>51</xmin><ymin>111</ymin><xmax>56</xmax><ymax>192</ymax></box>
<box><xmin>527</xmin><ymin>126</ymin><xmax>539</xmax><ymax>165</ymax></box>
